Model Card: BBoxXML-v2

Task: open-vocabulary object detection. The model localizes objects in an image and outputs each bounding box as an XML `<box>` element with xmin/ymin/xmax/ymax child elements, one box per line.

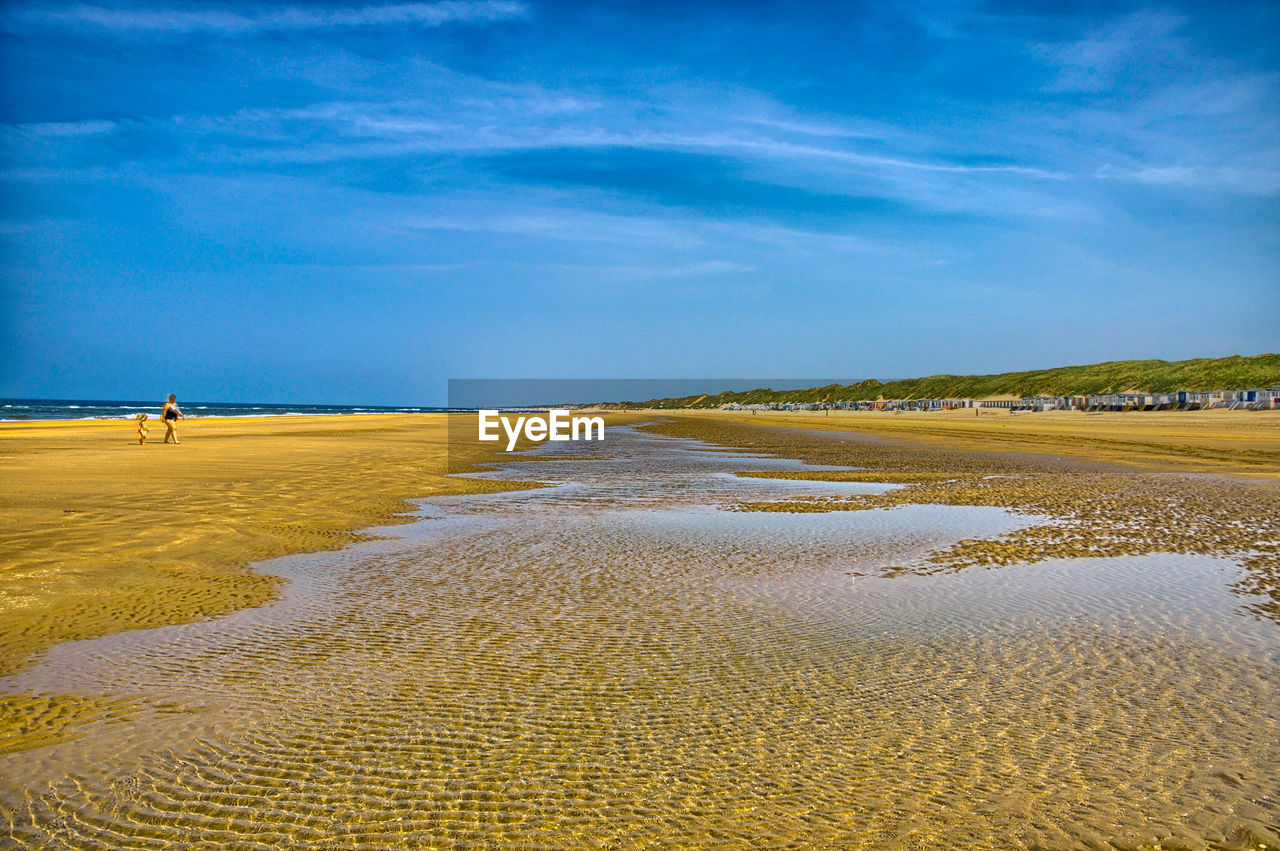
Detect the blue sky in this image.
<box><xmin>1</xmin><ymin>0</ymin><xmax>1277</xmax><ymax>404</ymax></box>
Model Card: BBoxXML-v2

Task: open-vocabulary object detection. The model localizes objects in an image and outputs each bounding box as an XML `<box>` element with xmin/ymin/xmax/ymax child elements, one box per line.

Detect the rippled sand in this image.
<box><xmin>2</xmin><ymin>427</ymin><xmax>1277</xmax><ymax>848</ymax></box>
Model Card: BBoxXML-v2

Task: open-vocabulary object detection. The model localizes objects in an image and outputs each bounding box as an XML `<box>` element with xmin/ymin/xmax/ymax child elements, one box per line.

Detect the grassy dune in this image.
<box><xmin>620</xmin><ymin>353</ymin><xmax>1280</xmax><ymax>407</ymax></box>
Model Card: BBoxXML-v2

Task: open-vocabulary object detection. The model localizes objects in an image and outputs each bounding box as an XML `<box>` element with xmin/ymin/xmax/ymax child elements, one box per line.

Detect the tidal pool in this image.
<box><xmin>2</xmin><ymin>427</ymin><xmax>1277</xmax><ymax>848</ymax></box>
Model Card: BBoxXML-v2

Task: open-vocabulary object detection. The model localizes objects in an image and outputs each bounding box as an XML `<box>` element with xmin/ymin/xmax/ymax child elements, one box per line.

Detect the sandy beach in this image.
<box><xmin>0</xmin><ymin>414</ymin><xmax>542</xmax><ymax>673</ymax></box>
<box><xmin>3</xmin><ymin>410</ymin><xmax>1278</xmax><ymax>847</ymax></box>
<box><xmin>4</xmin><ymin>408</ymin><xmax>1275</xmax><ymax>681</ymax></box>
<box><xmin>0</xmin><ymin>413</ymin><xmax>558</xmax><ymax>751</ymax></box>
<box><xmin>648</xmin><ymin>407</ymin><xmax>1280</xmax><ymax>477</ymax></box>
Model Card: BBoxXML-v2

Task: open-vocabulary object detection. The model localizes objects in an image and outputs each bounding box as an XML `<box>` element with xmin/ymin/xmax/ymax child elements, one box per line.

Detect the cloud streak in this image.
<box><xmin>1042</xmin><ymin>9</ymin><xmax>1187</xmax><ymax>93</ymax></box>
<box><xmin>4</xmin><ymin>8</ymin><xmax>1275</xmax><ymax>229</ymax></box>
<box><xmin>4</xmin><ymin>119</ymin><xmax>118</xmax><ymax>138</ymax></box>
<box><xmin>2</xmin><ymin>1</ymin><xmax>527</xmax><ymax>35</ymax></box>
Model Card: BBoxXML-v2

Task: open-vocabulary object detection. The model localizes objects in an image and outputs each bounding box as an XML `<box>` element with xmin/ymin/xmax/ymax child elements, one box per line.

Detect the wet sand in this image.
<box><xmin>2</xmin><ymin>412</ymin><xmax>1278</xmax><ymax>847</ymax></box>
<box><xmin>649</xmin><ymin>411</ymin><xmax>1280</xmax><ymax>620</ymax></box>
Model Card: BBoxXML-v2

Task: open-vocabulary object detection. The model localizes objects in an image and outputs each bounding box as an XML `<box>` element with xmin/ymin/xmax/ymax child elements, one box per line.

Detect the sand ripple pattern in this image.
<box><xmin>2</xmin><ymin>428</ymin><xmax>1278</xmax><ymax>849</ymax></box>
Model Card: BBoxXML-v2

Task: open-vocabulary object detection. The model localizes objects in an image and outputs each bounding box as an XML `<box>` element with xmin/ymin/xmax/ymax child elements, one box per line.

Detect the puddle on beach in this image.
<box><xmin>2</xmin><ymin>427</ymin><xmax>1277</xmax><ymax>848</ymax></box>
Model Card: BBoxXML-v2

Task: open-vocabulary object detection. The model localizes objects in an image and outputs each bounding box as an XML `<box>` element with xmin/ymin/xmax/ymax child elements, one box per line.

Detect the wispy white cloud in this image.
<box><xmin>397</xmin><ymin>197</ymin><xmax>921</xmax><ymax>258</ymax></box>
<box><xmin>650</xmin><ymin>260</ymin><xmax>756</xmax><ymax>277</ymax></box>
<box><xmin>1056</xmin><ymin>71</ymin><xmax>1280</xmax><ymax>194</ymax></box>
<box><xmin>626</xmin><ymin>131</ymin><xmax>1063</xmax><ymax>178</ymax></box>
<box><xmin>704</xmin><ymin>221</ymin><xmax>922</xmax><ymax>258</ymax></box>
<box><xmin>171</xmin><ymin>93</ymin><xmax>1061</xmax><ymax>190</ymax></box>
<box><xmin>404</xmin><ymin>208</ymin><xmax>708</xmax><ymax>250</ymax></box>
<box><xmin>1095</xmin><ymin>162</ymin><xmax>1280</xmax><ymax>195</ymax></box>
<box><xmin>269</xmin><ymin>260</ymin><xmax>466</xmax><ymax>272</ymax></box>
<box><xmin>1095</xmin><ymin>163</ymin><xmax>1197</xmax><ymax>186</ymax></box>
<box><xmin>9</xmin><ymin>119</ymin><xmax>118</xmax><ymax>137</ymax></box>
<box><xmin>8</xmin><ymin>11</ymin><xmax>1276</xmax><ymax>234</ymax></box>
<box><xmin>2</xmin><ymin>119</ymin><xmax>120</xmax><ymax>157</ymax></box>
<box><xmin>1041</xmin><ymin>9</ymin><xmax>1186</xmax><ymax>93</ymax></box>
<box><xmin>529</xmin><ymin>259</ymin><xmax>757</xmax><ymax>281</ymax></box>
<box><xmin>1</xmin><ymin>1</ymin><xmax>527</xmax><ymax>35</ymax></box>
<box><xmin>730</xmin><ymin>115</ymin><xmax>885</xmax><ymax>140</ymax></box>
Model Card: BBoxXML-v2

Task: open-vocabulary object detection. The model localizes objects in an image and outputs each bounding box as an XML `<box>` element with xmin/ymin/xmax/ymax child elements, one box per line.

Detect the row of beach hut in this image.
<box><xmin>721</xmin><ymin>386</ymin><xmax>1280</xmax><ymax>413</ymax></box>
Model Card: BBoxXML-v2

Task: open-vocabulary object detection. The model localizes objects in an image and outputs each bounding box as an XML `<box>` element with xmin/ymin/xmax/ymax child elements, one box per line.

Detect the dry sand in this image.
<box><xmin>0</xmin><ymin>414</ymin><xmax>554</xmax><ymax>676</ymax></box>
<box><xmin>646</xmin><ymin>408</ymin><xmax>1280</xmax><ymax>478</ymax></box>
<box><xmin>0</xmin><ymin>413</ymin><xmax>548</xmax><ymax>751</ymax></box>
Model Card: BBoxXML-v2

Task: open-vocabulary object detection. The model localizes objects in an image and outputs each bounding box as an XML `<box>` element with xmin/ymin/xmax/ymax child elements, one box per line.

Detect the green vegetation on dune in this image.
<box><xmin>615</xmin><ymin>354</ymin><xmax>1280</xmax><ymax>408</ymax></box>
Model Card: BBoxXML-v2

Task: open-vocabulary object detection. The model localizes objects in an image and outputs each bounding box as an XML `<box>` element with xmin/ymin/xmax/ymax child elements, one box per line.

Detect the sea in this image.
<box><xmin>0</xmin><ymin>399</ymin><xmax>448</xmax><ymax>421</ymax></box>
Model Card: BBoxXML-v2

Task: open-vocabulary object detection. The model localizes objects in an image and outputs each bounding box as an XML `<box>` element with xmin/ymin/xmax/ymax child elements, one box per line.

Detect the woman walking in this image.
<box><xmin>162</xmin><ymin>394</ymin><xmax>184</xmax><ymax>443</ymax></box>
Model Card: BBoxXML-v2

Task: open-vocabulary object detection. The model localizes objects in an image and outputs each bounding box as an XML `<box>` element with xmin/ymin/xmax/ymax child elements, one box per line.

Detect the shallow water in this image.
<box><xmin>2</xmin><ymin>427</ymin><xmax>1277</xmax><ymax>848</ymax></box>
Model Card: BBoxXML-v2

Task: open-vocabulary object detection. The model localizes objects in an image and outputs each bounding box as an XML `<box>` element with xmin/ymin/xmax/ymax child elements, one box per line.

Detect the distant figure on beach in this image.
<box><xmin>135</xmin><ymin>413</ymin><xmax>149</xmax><ymax>444</ymax></box>
<box><xmin>162</xmin><ymin>394</ymin><xmax>184</xmax><ymax>443</ymax></box>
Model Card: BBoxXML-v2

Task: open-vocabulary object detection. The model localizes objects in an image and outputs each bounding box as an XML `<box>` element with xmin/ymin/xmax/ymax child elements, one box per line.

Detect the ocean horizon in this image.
<box><xmin>0</xmin><ymin>398</ymin><xmax>450</xmax><ymax>422</ymax></box>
